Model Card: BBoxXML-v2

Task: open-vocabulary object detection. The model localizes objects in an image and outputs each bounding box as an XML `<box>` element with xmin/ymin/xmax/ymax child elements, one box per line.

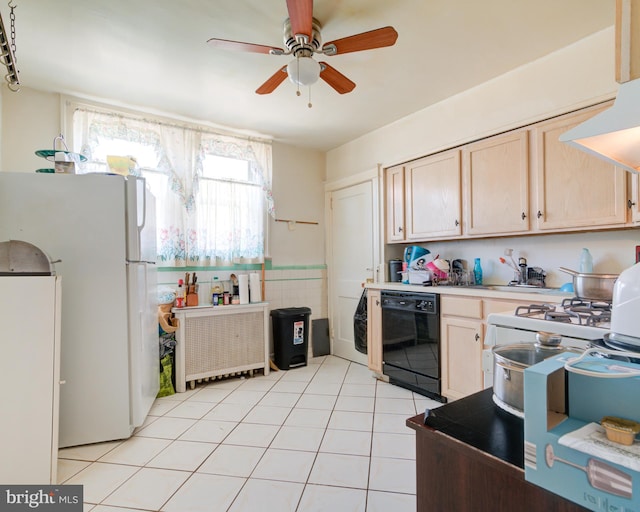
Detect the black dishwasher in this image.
<box><xmin>381</xmin><ymin>290</ymin><xmax>445</xmax><ymax>402</ymax></box>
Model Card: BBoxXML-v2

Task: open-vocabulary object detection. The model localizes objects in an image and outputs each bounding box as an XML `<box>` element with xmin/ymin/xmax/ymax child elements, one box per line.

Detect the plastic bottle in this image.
<box><xmin>176</xmin><ymin>279</ymin><xmax>184</xmax><ymax>308</ymax></box>
<box><xmin>473</xmin><ymin>258</ymin><xmax>483</xmax><ymax>285</ymax></box>
<box><xmin>211</xmin><ymin>277</ymin><xmax>223</xmax><ymax>305</ymax></box>
<box><xmin>580</xmin><ymin>248</ymin><xmax>593</xmax><ymax>273</ymax></box>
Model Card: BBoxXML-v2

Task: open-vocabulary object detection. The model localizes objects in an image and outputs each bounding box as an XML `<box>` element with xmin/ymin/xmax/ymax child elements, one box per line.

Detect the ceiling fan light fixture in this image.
<box><xmin>287</xmin><ymin>56</ymin><xmax>320</xmax><ymax>86</ymax></box>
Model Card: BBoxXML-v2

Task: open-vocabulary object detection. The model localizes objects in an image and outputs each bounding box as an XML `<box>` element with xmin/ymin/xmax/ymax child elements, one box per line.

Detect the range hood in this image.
<box><xmin>559</xmin><ymin>78</ymin><xmax>640</xmax><ymax>174</ymax></box>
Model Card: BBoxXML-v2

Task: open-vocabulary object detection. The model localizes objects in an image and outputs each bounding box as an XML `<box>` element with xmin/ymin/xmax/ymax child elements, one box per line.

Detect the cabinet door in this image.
<box><xmin>367</xmin><ymin>289</ymin><xmax>383</xmax><ymax>373</ymax></box>
<box><xmin>385</xmin><ymin>165</ymin><xmax>406</xmax><ymax>242</ymax></box>
<box><xmin>463</xmin><ymin>130</ymin><xmax>530</xmax><ymax>235</ymax></box>
<box><xmin>441</xmin><ymin>317</ymin><xmax>483</xmax><ymax>401</ymax></box>
<box><xmin>630</xmin><ymin>173</ymin><xmax>640</xmax><ymax>224</ymax></box>
<box><xmin>533</xmin><ymin>106</ymin><xmax>627</xmax><ymax>230</ymax></box>
<box><xmin>405</xmin><ymin>150</ymin><xmax>462</xmax><ymax>240</ymax></box>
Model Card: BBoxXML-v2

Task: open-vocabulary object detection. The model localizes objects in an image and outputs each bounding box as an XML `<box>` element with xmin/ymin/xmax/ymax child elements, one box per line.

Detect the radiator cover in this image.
<box><xmin>173</xmin><ymin>303</ymin><xmax>270</xmax><ymax>392</ymax></box>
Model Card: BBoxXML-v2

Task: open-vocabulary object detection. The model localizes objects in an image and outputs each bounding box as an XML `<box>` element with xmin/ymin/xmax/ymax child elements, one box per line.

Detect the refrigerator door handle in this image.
<box><xmin>137</xmin><ymin>177</ymin><xmax>147</xmax><ymax>232</ymax></box>
<box><xmin>127</xmin><ymin>260</ymin><xmax>156</xmax><ymax>265</ymax></box>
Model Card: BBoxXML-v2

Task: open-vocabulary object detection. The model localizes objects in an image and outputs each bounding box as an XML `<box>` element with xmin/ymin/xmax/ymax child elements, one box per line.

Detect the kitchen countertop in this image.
<box><xmin>406</xmin><ymin>388</ymin><xmax>590</xmax><ymax>511</ymax></box>
<box><xmin>366</xmin><ymin>281</ymin><xmax>572</xmax><ymax>303</ymax></box>
<box><xmin>417</xmin><ymin>387</ymin><xmax>525</xmax><ymax>468</ymax></box>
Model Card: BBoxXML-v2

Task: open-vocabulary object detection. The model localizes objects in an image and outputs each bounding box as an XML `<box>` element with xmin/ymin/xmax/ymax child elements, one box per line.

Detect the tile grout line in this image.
<box><xmin>62</xmin><ymin>356</ymin><xmax>419</xmax><ymax>511</ymax></box>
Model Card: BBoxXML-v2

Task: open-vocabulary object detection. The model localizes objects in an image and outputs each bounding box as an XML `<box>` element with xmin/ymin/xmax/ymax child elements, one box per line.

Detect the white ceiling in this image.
<box><xmin>6</xmin><ymin>0</ymin><xmax>613</xmax><ymax>151</ymax></box>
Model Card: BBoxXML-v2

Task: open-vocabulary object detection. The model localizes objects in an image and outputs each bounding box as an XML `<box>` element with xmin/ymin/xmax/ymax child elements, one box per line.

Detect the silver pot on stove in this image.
<box><xmin>492</xmin><ymin>333</ymin><xmax>576</xmax><ymax>415</ymax></box>
<box><xmin>558</xmin><ymin>267</ymin><xmax>618</xmax><ymax>301</ymax></box>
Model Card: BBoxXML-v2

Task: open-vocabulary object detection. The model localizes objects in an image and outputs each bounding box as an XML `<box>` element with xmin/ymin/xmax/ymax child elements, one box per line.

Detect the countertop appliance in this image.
<box><xmin>0</xmin><ymin>242</ymin><xmax>61</xmax><ymax>484</ymax></box>
<box><xmin>0</xmin><ymin>172</ymin><xmax>158</xmax><ymax>447</ymax></box>
<box><xmin>609</xmin><ymin>261</ymin><xmax>640</xmax><ymax>348</ymax></box>
<box><xmin>380</xmin><ymin>290</ymin><xmax>443</xmax><ymax>401</ymax></box>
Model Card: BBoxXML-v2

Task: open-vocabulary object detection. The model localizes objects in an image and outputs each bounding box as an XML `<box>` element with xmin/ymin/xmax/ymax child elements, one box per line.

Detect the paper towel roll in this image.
<box><xmin>239</xmin><ymin>274</ymin><xmax>249</xmax><ymax>304</ymax></box>
<box><xmin>249</xmin><ymin>272</ymin><xmax>261</xmax><ymax>303</ymax></box>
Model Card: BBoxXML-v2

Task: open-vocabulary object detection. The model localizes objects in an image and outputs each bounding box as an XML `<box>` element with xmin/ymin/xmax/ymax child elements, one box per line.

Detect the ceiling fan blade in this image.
<box><xmin>286</xmin><ymin>0</ymin><xmax>313</xmax><ymax>39</ymax></box>
<box><xmin>256</xmin><ymin>66</ymin><xmax>288</xmax><ymax>94</ymax></box>
<box><xmin>322</xmin><ymin>26</ymin><xmax>398</xmax><ymax>55</ymax></box>
<box><xmin>207</xmin><ymin>37</ymin><xmax>283</xmax><ymax>55</ymax></box>
<box><xmin>319</xmin><ymin>62</ymin><xmax>356</xmax><ymax>94</ymax></box>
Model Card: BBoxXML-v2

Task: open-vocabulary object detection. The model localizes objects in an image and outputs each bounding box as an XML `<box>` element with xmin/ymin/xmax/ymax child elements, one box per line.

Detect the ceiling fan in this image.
<box><xmin>206</xmin><ymin>0</ymin><xmax>398</xmax><ymax>98</ymax></box>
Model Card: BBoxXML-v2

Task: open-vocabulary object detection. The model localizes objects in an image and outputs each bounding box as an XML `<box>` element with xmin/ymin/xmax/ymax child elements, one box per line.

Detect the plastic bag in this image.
<box><xmin>353</xmin><ymin>289</ymin><xmax>368</xmax><ymax>354</ymax></box>
<box><xmin>157</xmin><ymin>353</ymin><xmax>175</xmax><ymax>397</ymax></box>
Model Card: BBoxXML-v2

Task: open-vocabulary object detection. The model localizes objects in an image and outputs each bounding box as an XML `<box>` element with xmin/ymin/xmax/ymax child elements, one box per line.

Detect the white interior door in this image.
<box><xmin>328</xmin><ymin>178</ymin><xmax>378</xmax><ymax>364</ymax></box>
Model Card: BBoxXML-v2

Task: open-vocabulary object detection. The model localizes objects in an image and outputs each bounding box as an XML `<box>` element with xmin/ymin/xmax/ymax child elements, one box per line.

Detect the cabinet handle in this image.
<box><xmin>376</xmin><ymin>299</ymin><xmax>380</xmax><ymax>306</ymax></box>
<box><xmin>521</xmin><ymin>212</ymin><xmax>526</xmax><ymax>220</ymax></box>
<box><xmin>398</xmin><ymin>226</ymin><xmax>403</xmax><ymax>232</ymax></box>
<box><xmin>455</xmin><ymin>219</ymin><xmax>459</xmax><ymax>226</ymax></box>
<box><xmin>628</xmin><ymin>199</ymin><xmax>637</xmax><ymax>209</ymax></box>
<box><xmin>474</xmin><ymin>333</ymin><xmax>480</xmax><ymax>342</ymax></box>
<box><xmin>537</xmin><ymin>210</ymin><xmax>543</xmax><ymax>219</ymax></box>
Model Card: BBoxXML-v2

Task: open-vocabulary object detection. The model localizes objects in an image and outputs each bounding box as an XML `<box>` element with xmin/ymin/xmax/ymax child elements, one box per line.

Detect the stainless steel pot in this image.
<box><xmin>492</xmin><ymin>342</ymin><xmax>568</xmax><ymax>414</ymax></box>
<box><xmin>558</xmin><ymin>267</ymin><xmax>618</xmax><ymax>301</ymax></box>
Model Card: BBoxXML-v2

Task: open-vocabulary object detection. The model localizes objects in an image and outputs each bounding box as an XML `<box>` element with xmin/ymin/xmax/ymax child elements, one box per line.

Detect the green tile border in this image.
<box><xmin>158</xmin><ymin>263</ymin><xmax>327</xmax><ymax>272</ymax></box>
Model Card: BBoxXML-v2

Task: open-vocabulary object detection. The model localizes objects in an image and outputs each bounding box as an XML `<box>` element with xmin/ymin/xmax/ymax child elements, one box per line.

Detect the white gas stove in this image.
<box><xmin>482</xmin><ymin>298</ymin><xmax>611</xmax><ymax>387</ymax></box>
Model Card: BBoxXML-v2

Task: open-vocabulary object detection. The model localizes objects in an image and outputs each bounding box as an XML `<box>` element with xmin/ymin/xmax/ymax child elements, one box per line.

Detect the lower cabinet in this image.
<box><xmin>441</xmin><ymin>317</ymin><xmax>484</xmax><ymax>400</ymax></box>
<box><xmin>367</xmin><ymin>289</ymin><xmax>383</xmax><ymax>374</ymax></box>
<box><xmin>440</xmin><ymin>296</ymin><xmax>484</xmax><ymax>400</ymax></box>
<box><xmin>368</xmin><ymin>289</ymin><xmax>560</xmax><ymax>401</ymax></box>
<box><xmin>441</xmin><ymin>295</ymin><xmax>535</xmax><ymax>401</ymax></box>
<box><xmin>1</xmin><ymin>276</ymin><xmax>61</xmax><ymax>484</ymax></box>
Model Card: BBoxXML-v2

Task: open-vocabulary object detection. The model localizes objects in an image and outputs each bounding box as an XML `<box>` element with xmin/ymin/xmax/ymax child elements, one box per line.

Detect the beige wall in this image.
<box><xmin>270</xmin><ymin>142</ymin><xmax>326</xmax><ymax>266</ymax></box>
<box><xmin>0</xmin><ymin>87</ymin><xmax>327</xmax><ymax>269</ymax></box>
<box><xmin>326</xmin><ymin>28</ymin><xmax>617</xmax><ymax>180</ymax></box>
<box><xmin>1</xmin><ymin>87</ymin><xmax>60</xmax><ymax>173</ymax></box>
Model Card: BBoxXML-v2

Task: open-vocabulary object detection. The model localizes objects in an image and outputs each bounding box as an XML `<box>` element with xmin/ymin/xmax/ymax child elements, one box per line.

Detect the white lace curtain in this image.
<box><xmin>72</xmin><ymin>107</ymin><xmax>274</xmax><ymax>266</ymax></box>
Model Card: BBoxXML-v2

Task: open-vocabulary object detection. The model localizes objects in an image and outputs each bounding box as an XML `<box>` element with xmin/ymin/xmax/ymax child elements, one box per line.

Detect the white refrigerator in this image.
<box><xmin>0</xmin><ymin>172</ymin><xmax>158</xmax><ymax>447</ymax></box>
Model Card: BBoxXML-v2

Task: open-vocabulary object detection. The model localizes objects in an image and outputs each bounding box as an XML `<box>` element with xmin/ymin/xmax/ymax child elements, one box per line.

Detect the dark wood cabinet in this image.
<box><xmin>406</xmin><ymin>390</ymin><xmax>588</xmax><ymax>512</ymax></box>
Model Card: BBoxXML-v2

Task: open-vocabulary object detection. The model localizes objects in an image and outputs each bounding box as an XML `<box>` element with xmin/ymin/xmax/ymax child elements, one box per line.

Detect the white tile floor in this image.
<box><xmin>58</xmin><ymin>355</ymin><xmax>444</xmax><ymax>512</ymax></box>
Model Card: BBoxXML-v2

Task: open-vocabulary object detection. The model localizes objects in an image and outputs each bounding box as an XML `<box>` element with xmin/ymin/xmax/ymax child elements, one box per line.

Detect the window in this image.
<box><xmin>69</xmin><ymin>102</ymin><xmax>274</xmax><ymax>266</ymax></box>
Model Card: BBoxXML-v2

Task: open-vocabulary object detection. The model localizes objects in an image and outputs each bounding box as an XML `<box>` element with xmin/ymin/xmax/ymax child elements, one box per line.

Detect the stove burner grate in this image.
<box><xmin>514</xmin><ymin>303</ymin><xmax>556</xmax><ymax>318</ymax></box>
<box><xmin>514</xmin><ymin>298</ymin><xmax>611</xmax><ymax>328</ymax></box>
<box><xmin>544</xmin><ymin>311</ymin><xmax>573</xmax><ymax>323</ymax></box>
<box><xmin>561</xmin><ymin>297</ymin><xmax>611</xmax><ymax>311</ymax></box>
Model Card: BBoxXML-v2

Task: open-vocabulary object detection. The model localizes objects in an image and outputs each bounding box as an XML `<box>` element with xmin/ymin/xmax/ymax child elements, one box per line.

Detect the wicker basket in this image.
<box><xmin>601</xmin><ymin>416</ymin><xmax>640</xmax><ymax>445</ymax></box>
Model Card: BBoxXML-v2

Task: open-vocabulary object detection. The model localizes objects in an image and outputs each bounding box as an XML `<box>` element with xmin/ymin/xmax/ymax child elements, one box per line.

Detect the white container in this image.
<box><xmin>611</xmin><ymin>261</ymin><xmax>640</xmax><ymax>343</ymax></box>
<box><xmin>238</xmin><ymin>274</ymin><xmax>249</xmax><ymax>304</ymax></box>
<box><xmin>408</xmin><ymin>269</ymin><xmax>432</xmax><ymax>284</ymax></box>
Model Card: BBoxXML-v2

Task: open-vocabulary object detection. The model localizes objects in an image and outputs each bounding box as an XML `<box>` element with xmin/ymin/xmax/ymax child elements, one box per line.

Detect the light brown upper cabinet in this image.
<box><xmin>531</xmin><ymin>105</ymin><xmax>628</xmax><ymax>231</ymax></box>
<box><xmin>385</xmin><ymin>165</ymin><xmax>406</xmax><ymax>242</ymax></box>
<box><xmin>462</xmin><ymin>130</ymin><xmax>530</xmax><ymax>236</ymax></box>
<box><xmin>616</xmin><ymin>0</ymin><xmax>640</xmax><ymax>83</ymax></box>
<box><xmin>404</xmin><ymin>150</ymin><xmax>462</xmax><ymax>241</ymax></box>
<box><xmin>385</xmin><ymin>150</ymin><xmax>462</xmax><ymax>243</ymax></box>
<box><xmin>630</xmin><ymin>173</ymin><xmax>640</xmax><ymax>224</ymax></box>
<box><xmin>384</xmin><ymin>102</ymin><xmax>636</xmax><ymax>245</ymax></box>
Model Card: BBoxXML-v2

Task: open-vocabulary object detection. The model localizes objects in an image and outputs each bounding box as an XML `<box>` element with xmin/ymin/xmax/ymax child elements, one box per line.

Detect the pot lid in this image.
<box><xmin>0</xmin><ymin>240</ymin><xmax>55</xmax><ymax>276</ymax></box>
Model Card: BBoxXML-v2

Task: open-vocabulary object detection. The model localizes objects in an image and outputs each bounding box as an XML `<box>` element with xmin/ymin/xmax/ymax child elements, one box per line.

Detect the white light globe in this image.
<box><xmin>287</xmin><ymin>56</ymin><xmax>321</xmax><ymax>86</ymax></box>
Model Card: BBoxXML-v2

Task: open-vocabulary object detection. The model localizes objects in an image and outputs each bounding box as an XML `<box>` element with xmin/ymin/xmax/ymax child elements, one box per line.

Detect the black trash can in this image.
<box><xmin>271</xmin><ymin>307</ymin><xmax>311</xmax><ymax>370</ymax></box>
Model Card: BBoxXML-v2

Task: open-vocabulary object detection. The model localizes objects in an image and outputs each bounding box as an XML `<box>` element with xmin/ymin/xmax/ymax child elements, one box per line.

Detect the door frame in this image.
<box><xmin>324</xmin><ymin>166</ymin><xmax>383</xmax><ymax>357</ymax></box>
